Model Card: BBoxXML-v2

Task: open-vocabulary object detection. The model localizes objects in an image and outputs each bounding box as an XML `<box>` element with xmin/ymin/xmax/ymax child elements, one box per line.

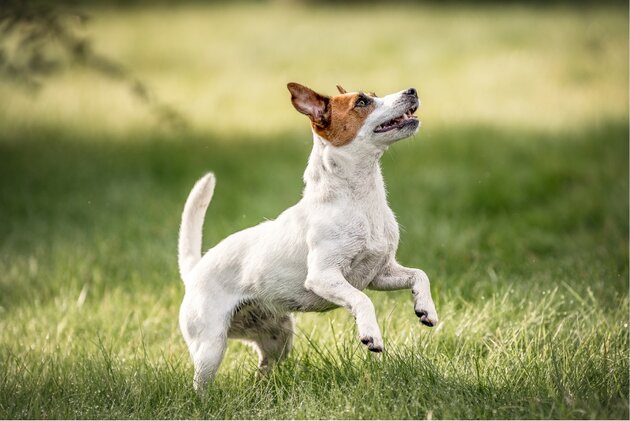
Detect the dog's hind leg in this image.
<box><xmin>252</xmin><ymin>314</ymin><xmax>294</xmax><ymax>373</ymax></box>
<box><xmin>190</xmin><ymin>334</ymin><xmax>227</xmax><ymax>391</ymax></box>
<box><xmin>179</xmin><ymin>291</ymin><xmax>239</xmax><ymax>392</ymax></box>
<box><xmin>229</xmin><ymin>305</ymin><xmax>294</xmax><ymax>373</ymax></box>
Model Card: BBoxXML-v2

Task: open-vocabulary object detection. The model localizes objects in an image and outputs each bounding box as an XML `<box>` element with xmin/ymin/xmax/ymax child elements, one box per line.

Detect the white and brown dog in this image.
<box><xmin>177</xmin><ymin>83</ymin><xmax>439</xmax><ymax>391</ymax></box>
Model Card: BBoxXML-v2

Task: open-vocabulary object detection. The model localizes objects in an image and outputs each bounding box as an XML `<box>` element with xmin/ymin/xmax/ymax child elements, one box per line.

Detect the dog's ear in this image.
<box><xmin>287</xmin><ymin>82</ymin><xmax>330</xmax><ymax>128</ymax></box>
<box><xmin>336</xmin><ymin>85</ymin><xmax>347</xmax><ymax>94</ymax></box>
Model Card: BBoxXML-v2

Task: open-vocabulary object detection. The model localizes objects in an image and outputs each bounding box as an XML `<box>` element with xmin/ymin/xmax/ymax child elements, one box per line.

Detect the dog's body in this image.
<box><xmin>178</xmin><ymin>83</ymin><xmax>439</xmax><ymax>390</ymax></box>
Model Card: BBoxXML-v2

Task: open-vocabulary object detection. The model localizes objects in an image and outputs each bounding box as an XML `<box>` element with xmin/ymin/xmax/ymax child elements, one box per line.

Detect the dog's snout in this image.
<box><xmin>404</xmin><ymin>88</ymin><xmax>417</xmax><ymax>97</ymax></box>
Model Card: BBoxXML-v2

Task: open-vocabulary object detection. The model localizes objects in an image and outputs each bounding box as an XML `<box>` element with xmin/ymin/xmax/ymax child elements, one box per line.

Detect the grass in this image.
<box><xmin>0</xmin><ymin>1</ymin><xmax>628</xmax><ymax>419</ymax></box>
<box><xmin>0</xmin><ymin>2</ymin><xmax>627</xmax><ymax>135</ymax></box>
<box><xmin>0</xmin><ymin>121</ymin><xmax>627</xmax><ymax>419</ymax></box>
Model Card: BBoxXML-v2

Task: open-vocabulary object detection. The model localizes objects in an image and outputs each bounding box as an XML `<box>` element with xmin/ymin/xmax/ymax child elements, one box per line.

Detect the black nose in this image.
<box><xmin>404</xmin><ymin>88</ymin><xmax>417</xmax><ymax>97</ymax></box>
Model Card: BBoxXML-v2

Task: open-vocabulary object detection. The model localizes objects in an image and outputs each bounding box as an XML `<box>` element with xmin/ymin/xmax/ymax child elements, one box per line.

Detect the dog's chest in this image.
<box><xmin>343</xmin><ymin>206</ymin><xmax>399</xmax><ymax>289</ymax></box>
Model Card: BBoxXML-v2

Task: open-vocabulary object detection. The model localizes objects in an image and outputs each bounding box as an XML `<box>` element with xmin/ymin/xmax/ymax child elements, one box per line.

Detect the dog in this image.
<box><xmin>177</xmin><ymin>83</ymin><xmax>439</xmax><ymax>391</ymax></box>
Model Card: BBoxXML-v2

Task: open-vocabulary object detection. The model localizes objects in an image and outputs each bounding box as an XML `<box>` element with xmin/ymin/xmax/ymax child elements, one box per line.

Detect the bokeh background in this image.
<box><xmin>0</xmin><ymin>0</ymin><xmax>628</xmax><ymax>419</ymax></box>
<box><xmin>2</xmin><ymin>0</ymin><xmax>628</xmax><ymax>135</ymax></box>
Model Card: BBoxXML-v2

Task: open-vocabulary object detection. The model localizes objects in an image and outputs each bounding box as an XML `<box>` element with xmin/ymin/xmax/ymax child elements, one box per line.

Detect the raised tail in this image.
<box><xmin>178</xmin><ymin>173</ymin><xmax>216</xmax><ymax>281</ymax></box>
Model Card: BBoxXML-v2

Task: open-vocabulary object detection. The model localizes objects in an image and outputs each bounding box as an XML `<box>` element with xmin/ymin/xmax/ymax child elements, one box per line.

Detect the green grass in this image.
<box><xmin>0</xmin><ymin>2</ymin><xmax>627</xmax><ymax>135</ymax></box>
<box><xmin>0</xmin><ymin>1</ymin><xmax>628</xmax><ymax>419</ymax></box>
<box><xmin>0</xmin><ymin>121</ymin><xmax>627</xmax><ymax>419</ymax></box>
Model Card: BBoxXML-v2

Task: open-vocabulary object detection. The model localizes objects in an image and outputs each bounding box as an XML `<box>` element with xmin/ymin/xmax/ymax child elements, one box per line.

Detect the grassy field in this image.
<box><xmin>0</xmin><ymin>3</ymin><xmax>627</xmax><ymax>135</ymax></box>
<box><xmin>0</xmin><ymin>2</ymin><xmax>628</xmax><ymax>419</ymax></box>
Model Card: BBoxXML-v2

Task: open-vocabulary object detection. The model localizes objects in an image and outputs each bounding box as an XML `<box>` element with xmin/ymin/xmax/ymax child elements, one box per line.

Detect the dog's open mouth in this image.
<box><xmin>374</xmin><ymin>105</ymin><xmax>418</xmax><ymax>133</ymax></box>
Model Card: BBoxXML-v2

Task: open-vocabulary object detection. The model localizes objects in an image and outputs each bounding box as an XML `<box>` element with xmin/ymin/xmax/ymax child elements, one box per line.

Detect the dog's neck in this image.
<box><xmin>303</xmin><ymin>132</ymin><xmax>387</xmax><ymax>204</ymax></box>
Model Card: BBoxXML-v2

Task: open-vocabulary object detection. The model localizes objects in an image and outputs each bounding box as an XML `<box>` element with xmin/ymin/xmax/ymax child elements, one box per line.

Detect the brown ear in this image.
<box><xmin>336</xmin><ymin>85</ymin><xmax>347</xmax><ymax>94</ymax></box>
<box><xmin>287</xmin><ymin>82</ymin><xmax>330</xmax><ymax>127</ymax></box>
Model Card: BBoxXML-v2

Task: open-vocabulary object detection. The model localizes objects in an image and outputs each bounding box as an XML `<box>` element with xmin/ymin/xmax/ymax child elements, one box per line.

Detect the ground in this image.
<box><xmin>0</xmin><ymin>2</ymin><xmax>628</xmax><ymax>419</ymax></box>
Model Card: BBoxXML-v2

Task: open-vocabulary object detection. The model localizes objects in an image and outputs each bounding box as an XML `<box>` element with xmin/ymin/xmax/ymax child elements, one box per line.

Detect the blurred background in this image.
<box><xmin>0</xmin><ymin>0</ymin><xmax>628</xmax><ymax>419</ymax></box>
<box><xmin>1</xmin><ymin>0</ymin><xmax>628</xmax><ymax>136</ymax></box>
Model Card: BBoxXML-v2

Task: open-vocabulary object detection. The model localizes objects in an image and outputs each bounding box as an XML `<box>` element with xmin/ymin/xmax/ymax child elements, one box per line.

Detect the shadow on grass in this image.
<box><xmin>0</xmin><ymin>122</ymin><xmax>627</xmax><ymax>312</ymax></box>
<box><xmin>0</xmin><ymin>122</ymin><xmax>627</xmax><ymax>419</ymax></box>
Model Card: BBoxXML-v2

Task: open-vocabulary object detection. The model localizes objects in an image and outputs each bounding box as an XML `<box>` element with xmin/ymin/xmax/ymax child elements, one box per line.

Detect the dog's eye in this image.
<box><xmin>354</xmin><ymin>96</ymin><xmax>369</xmax><ymax>108</ymax></box>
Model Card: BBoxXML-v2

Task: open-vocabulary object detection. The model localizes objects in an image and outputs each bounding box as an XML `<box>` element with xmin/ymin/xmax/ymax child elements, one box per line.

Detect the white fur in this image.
<box><xmin>178</xmin><ymin>88</ymin><xmax>438</xmax><ymax>391</ymax></box>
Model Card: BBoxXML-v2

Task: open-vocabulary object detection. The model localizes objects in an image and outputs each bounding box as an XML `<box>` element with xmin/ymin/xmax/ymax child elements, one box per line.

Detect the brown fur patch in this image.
<box><xmin>313</xmin><ymin>93</ymin><xmax>376</xmax><ymax>147</ymax></box>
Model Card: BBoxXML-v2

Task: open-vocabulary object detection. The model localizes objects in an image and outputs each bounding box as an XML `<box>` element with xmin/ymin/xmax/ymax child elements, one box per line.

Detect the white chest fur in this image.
<box><xmin>343</xmin><ymin>208</ymin><xmax>399</xmax><ymax>289</ymax></box>
<box><xmin>303</xmin><ymin>134</ymin><xmax>400</xmax><ymax>291</ymax></box>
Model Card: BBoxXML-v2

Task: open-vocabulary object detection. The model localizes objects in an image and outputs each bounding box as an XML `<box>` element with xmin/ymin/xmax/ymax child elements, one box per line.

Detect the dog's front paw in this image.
<box><xmin>360</xmin><ymin>335</ymin><xmax>383</xmax><ymax>352</ymax></box>
<box><xmin>355</xmin><ymin>305</ymin><xmax>383</xmax><ymax>352</ymax></box>
<box><xmin>414</xmin><ymin>306</ymin><xmax>438</xmax><ymax>327</ymax></box>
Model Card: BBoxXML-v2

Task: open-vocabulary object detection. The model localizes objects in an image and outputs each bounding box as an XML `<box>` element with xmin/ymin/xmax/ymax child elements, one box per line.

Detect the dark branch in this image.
<box><xmin>0</xmin><ymin>0</ymin><xmax>188</xmax><ymax>130</ymax></box>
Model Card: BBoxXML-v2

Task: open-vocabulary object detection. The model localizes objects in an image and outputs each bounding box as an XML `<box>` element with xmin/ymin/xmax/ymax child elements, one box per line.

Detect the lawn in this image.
<box><xmin>0</xmin><ymin>2</ymin><xmax>628</xmax><ymax>419</ymax></box>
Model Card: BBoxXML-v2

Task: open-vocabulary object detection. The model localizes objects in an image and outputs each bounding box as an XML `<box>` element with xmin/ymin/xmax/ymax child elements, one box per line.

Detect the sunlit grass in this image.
<box><xmin>0</xmin><ymin>3</ymin><xmax>627</xmax><ymax>136</ymax></box>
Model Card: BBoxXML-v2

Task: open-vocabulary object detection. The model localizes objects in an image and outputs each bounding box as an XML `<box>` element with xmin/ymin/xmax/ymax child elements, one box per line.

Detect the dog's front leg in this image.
<box><xmin>305</xmin><ymin>263</ymin><xmax>383</xmax><ymax>352</ymax></box>
<box><xmin>369</xmin><ymin>259</ymin><xmax>439</xmax><ymax>327</ymax></box>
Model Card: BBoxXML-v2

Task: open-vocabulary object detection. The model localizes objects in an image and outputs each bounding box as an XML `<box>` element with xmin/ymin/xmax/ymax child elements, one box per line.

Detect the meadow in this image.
<box><xmin>0</xmin><ymin>2</ymin><xmax>628</xmax><ymax>419</ymax></box>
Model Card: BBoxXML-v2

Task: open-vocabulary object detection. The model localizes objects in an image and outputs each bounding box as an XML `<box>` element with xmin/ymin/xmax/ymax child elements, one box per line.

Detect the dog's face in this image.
<box><xmin>287</xmin><ymin>83</ymin><xmax>420</xmax><ymax>148</ymax></box>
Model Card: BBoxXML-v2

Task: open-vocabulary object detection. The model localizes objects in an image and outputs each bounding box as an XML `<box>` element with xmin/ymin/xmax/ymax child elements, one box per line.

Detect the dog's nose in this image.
<box><xmin>404</xmin><ymin>88</ymin><xmax>417</xmax><ymax>97</ymax></box>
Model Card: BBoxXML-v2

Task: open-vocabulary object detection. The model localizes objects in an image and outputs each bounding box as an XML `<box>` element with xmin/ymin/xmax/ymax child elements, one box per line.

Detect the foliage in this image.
<box><xmin>0</xmin><ymin>0</ymin><xmax>186</xmax><ymax>128</ymax></box>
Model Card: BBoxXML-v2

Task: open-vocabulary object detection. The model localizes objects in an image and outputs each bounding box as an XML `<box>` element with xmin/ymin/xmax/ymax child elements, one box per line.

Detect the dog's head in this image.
<box><xmin>287</xmin><ymin>82</ymin><xmax>420</xmax><ymax>148</ymax></box>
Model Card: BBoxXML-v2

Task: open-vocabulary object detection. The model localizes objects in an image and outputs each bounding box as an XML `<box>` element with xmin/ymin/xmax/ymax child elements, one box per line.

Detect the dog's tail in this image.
<box><xmin>178</xmin><ymin>173</ymin><xmax>216</xmax><ymax>282</ymax></box>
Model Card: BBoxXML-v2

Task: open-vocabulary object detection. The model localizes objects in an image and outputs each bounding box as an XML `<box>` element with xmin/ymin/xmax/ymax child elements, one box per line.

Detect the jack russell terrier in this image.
<box><xmin>177</xmin><ymin>83</ymin><xmax>439</xmax><ymax>391</ymax></box>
